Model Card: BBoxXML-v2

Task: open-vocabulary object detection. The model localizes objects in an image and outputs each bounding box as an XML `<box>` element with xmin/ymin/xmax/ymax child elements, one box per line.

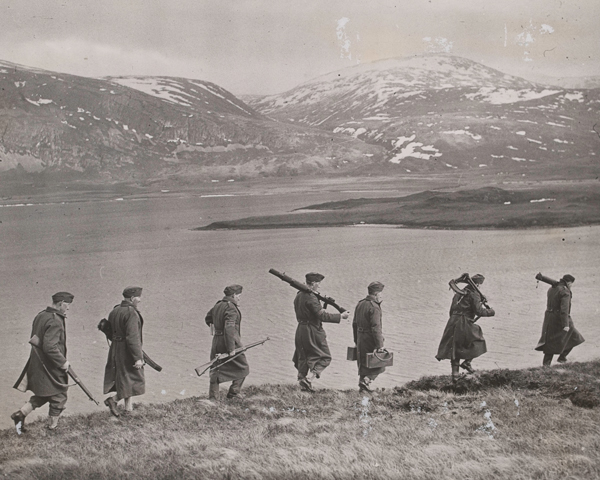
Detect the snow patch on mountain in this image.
<box><xmin>464</xmin><ymin>87</ymin><xmax>560</xmax><ymax>104</ymax></box>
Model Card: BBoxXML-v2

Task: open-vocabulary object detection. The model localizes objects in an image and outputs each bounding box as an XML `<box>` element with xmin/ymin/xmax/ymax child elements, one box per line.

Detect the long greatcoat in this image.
<box><xmin>15</xmin><ymin>308</ymin><xmax>69</xmax><ymax>397</ymax></box>
<box><xmin>535</xmin><ymin>281</ymin><xmax>584</xmax><ymax>354</ymax></box>
<box><xmin>103</xmin><ymin>300</ymin><xmax>145</xmax><ymax>398</ymax></box>
<box><xmin>436</xmin><ymin>286</ymin><xmax>494</xmax><ymax>361</ymax></box>
<box><xmin>205</xmin><ymin>296</ymin><xmax>249</xmax><ymax>383</ymax></box>
<box><xmin>353</xmin><ymin>295</ymin><xmax>385</xmax><ymax>377</ymax></box>
<box><xmin>292</xmin><ymin>290</ymin><xmax>341</xmax><ymax>378</ymax></box>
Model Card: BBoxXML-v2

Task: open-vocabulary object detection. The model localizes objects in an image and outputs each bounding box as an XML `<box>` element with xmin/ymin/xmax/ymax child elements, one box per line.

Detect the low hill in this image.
<box><xmin>197</xmin><ymin>185</ymin><xmax>600</xmax><ymax>230</ymax></box>
<box><xmin>1</xmin><ymin>360</ymin><xmax>598</xmax><ymax>479</ymax></box>
<box><xmin>0</xmin><ymin>60</ymin><xmax>383</xmax><ymax>183</ymax></box>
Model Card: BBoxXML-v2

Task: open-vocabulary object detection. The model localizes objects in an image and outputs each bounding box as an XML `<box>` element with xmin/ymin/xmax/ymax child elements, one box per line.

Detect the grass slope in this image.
<box><xmin>198</xmin><ymin>185</ymin><xmax>600</xmax><ymax>230</ymax></box>
<box><xmin>1</xmin><ymin>361</ymin><xmax>599</xmax><ymax>480</ymax></box>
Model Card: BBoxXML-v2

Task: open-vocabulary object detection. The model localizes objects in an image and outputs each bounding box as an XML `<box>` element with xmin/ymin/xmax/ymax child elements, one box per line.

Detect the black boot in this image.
<box><xmin>460</xmin><ymin>360</ymin><xmax>475</xmax><ymax>374</ymax></box>
<box><xmin>543</xmin><ymin>354</ymin><xmax>553</xmax><ymax>366</ymax></box>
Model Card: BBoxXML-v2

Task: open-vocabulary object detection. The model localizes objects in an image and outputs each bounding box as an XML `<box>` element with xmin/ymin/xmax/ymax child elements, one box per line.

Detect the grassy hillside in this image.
<box><xmin>198</xmin><ymin>185</ymin><xmax>600</xmax><ymax>230</ymax></box>
<box><xmin>1</xmin><ymin>360</ymin><xmax>599</xmax><ymax>480</ymax></box>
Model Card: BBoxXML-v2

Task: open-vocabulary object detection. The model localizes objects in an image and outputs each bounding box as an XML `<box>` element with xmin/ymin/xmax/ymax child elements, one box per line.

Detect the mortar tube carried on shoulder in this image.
<box><xmin>268</xmin><ymin>268</ymin><xmax>347</xmax><ymax>313</ymax></box>
<box><xmin>535</xmin><ymin>273</ymin><xmax>559</xmax><ymax>287</ymax></box>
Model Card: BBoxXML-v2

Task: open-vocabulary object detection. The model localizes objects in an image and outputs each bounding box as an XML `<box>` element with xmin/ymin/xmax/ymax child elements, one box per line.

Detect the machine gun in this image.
<box><xmin>449</xmin><ymin>272</ymin><xmax>490</xmax><ymax>309</ymax></box>
<box><xmin>535</xmin><ymin>273</ymin><xmax>559</xmax><ymax>287</ymax></box>
<box><xmin>268</xmin><ymin>268</ymin><xmax>347</xmax><ymax>313</ymax></box>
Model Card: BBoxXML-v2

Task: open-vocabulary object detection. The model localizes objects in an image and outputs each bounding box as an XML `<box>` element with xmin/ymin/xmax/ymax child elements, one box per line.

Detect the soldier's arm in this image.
<box><xmin>223</xmin><ymin>305</ymin><xmax>241</xmax><ymax>352</ymax></box>
<box><xmin>368</xmin><ymin>305</ymin><xmax>385</xmax><ymax>349</ymax></box>
<box><xmin>125</xmin><ymin>312</ymin><xmax>144</xmax><ymax>363</ymax></box>
<box><xmin>559</xmin><ymin>290</ymin><xmax>570</xmax><ymax>328</ymax></box>
<box><xmin>352</xmin><ymin>314</ymin><xmax>358</xmax><ymax>344</ymax></box>
<box><xmin>205</xmin><ymin>308</ymin><xmax>214</xmax><ymax>327</ymax></box>
<box><xmin>306</xmin><ymin>294</ymin><xmax>341</xmax><ymax>324</ymax></box>
<box><xmin>42</xmin><ymin>318</ymin><xmax>67</xmax><ymax>368</ymax></box>
<box><xmin>471</xmin><ymin>291</ymin><xmax>494</xmax><ymax>317</ymax></box>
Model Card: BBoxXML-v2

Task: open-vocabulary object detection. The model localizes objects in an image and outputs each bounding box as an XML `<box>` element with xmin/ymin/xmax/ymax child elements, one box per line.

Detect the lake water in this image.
<box><xmin>1</xmin><ymin>191</ymin><xmax>598</xmax><ymax>429</ymax></box>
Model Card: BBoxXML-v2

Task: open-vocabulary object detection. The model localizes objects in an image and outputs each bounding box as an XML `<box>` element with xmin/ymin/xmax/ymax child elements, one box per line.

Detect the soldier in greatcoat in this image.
<box><xmin>205</xmin><ymin>284</ymin><xmax>249</xmax><ymax>400</ymax></box>
<box><xmin>436</xmin><ymin>274</ymin><xmax>495</xmax><ymax>382</ymax></box>
<box><xmin>293</xmin><ymin>272</ymin><xmax>350</xmax><ymax>392</ymax></box>
<box><xmin>11</xmin><ymin>292</ymin><xmax>75</xmax><ymax>432</ymax></box>
<box><xmin>103</xmin><ymin>286</ymin><xmax>145</xmax><ymax>416</ymax></box>
<box><xmin>353</xmin><ymin>281</ymin><xmax>386</xmax><ymax>393</ymax></box>
<box><xmin>535</xmin><ymin>274</ymin><xmax>584</xmax><ymax>366</ymax></box>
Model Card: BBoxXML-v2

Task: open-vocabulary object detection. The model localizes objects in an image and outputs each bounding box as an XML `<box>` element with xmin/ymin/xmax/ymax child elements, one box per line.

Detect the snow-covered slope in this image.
<box><xmin>246</xmin><ymin>54</ymin><xmax>599</xmax><ymax>173</ymax></box>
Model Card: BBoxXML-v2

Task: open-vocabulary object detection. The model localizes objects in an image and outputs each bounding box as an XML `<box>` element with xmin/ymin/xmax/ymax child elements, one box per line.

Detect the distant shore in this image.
<box><xmin>197</xmin><ymin>184</ymin><xmax>600</xmax><ymax>231</ymax></box>
<box><xmin>1</xmin><ymin>360</ymin><xmax>598</xmax><ymax>479</ymax></box>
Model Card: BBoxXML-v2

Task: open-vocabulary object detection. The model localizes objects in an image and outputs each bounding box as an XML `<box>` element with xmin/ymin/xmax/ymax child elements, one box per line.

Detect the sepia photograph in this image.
<box><xmin>1</xmin><ymin>1</ymin><xmax>599</xmax><ymax>478</ymax></box>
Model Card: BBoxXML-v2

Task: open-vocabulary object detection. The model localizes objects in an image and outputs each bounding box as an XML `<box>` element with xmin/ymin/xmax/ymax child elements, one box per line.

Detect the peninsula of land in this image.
<box><xmin>198</xmin><ymin>185</ymin><xmax>600</xmax><ymax>231</ymax></box>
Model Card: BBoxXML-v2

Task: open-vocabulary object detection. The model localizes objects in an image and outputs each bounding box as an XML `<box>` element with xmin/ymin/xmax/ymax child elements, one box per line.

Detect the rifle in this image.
<box><xmin>98</xmin><ymin>318</ymin><xmax>162</xmax><ymax>372</ymax></box>
<box><xmin>195</xmin><ymin>337</ymin><xmax>269</xmax><ymax>377</ymax></box>
<box><xmin>268</xmin><ymin>268</ymin><xmax>347</xmax><ymax>313</ymax></box>
<box><xmin>535</xmin><ymin>273</ymin><xmax>559</xmax><ymax>287</ymax></box>
<box><xmin>29</xmin><ymin>335</ymin><xmax>100</xmax><ymax>406</ymax></box>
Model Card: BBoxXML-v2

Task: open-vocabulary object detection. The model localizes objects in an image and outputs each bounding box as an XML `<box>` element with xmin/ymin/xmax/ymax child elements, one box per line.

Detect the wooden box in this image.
<box><xmin>346</xmin><ymin>346</ymin><xmax>357</xmax><ymax>361</ymax></box>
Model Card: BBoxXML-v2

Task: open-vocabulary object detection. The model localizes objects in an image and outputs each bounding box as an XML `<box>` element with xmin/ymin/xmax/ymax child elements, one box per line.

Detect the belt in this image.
<box><xmin>358</xmin><ymin>327</ymin><xmax>372</xmax><ymax>333</ymax></box>
<box><xmin>298</xmin><ymin>322</ymin><xmax>309</xmax><ymax>325</ymax></box>
<box><xmin>113</xmin><ymin>336</ymin><xmax>125</xmax><ymax>342</ymax></box>
<box><xmin>214</xmin><ymin>330</ymin><xmax>224</xmax><ymax>336</ymax></box>
<box><xmin>546</xmin><ymin>309</ymin><xmax>558</xmax><ymax>313</ymax></box>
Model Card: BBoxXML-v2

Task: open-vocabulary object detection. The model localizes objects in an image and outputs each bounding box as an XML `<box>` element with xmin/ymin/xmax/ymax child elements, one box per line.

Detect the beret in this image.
<box><xmin>368</xmin><ymin>281</ymin><xmax>385</xmax><ymax>294</ymax></box>
<box><xmin>224</xmin><ymin>284</ymin><xmax>243</xmax><ymax>296</ymax></box>
<box><xmin>123</xmin><ymin>286</ymin><xmax>143</xmax><ymax>298</ymax></box>
<box><xmin>305</xmin><ymin>272</ymin><xmax>325</xmax><ymax>284</ymax></box>
<box><xmin>561</xmin><ymin>274</ymin><xmax>575</xmax><ymax>283</ymax></box>
<box><xmin>471</xmin><ymin>274</ymin><xmax>485</xmax><ymax>284</ymax></box>
<box><xmin>52</xmin><ymin>292</ymin><xmax>74</xmax><ymax>303</ymax></box>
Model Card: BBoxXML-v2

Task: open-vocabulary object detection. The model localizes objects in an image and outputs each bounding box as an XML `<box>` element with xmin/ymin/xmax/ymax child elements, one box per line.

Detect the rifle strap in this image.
<box><xmin>31</xmin><ymin>347</ymin><xmax>76</xmax><ymax>388</ymax></box>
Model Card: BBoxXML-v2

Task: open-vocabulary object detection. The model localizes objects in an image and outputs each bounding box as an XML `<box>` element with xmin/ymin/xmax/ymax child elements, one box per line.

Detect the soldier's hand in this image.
<box><xmin>229</xmin><ymin>351</ymin><xmax>236</xmax><ymax>357</ymax></box>
<box><xmin>341</xmin><ymin>311</ymin><xmax>350</xmax><ymax>320</ymax></box>
<box><xmin>134</xmin><ymin>360</ymin><xmax>144</xmax><ymax>369</ymax></box>
<box><xmin>563</xmin><ymin>326</ymin><xmax>570</xmax><ymax>332</ymax></box>
<box><xmin>487</xmin><ymin>308</ymin><xmax>495</xmax><ymax>317</ymax></box>
<box><xmin>60</xmin><ymin>360</ymin><xmax>70</xmax><ymax>371</ymax></box>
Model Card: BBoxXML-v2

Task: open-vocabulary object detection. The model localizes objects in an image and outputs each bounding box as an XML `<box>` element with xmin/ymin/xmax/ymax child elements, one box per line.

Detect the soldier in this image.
<box><xmin>11</xmin><ymin>292</ymin><xmax>75</xmax><ymax>432</ymax></box>
<box><xmin>103</xmin><ymin>286</ymin><xmax>145</xmax><ymax>416</ymax></box>
<box><xmin>535</xmin><ymin>274</ymin><xmax>584</xmax><ymax>366</ymax></box>
<box><xmin>205</xmin><ymin>284</ymin><xmax>248</xmax><ymax>400</ymax></box>
<box><xmin>353</xmin><ymin>281</ymin><xmax>386</xmax><ymax>393</ymax></box>
<box><xmin>436</xmin><ymin>274</ymin><xmax>495</xmax><ymax>382</ymax></box>
<box><xmin>293</xmin><ymin>272</ymin><xmax>350</xmax><ymax>392</ymax></box>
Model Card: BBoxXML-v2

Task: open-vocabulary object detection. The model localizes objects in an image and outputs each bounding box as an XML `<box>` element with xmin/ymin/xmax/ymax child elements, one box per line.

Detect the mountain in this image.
<box><xmin>0</xmin><ymin>60</ymin><xmax>383</xmax><ymax>182</ymax></box>
<box><xmin>245</xmin><ymin>54</ymin><xmax>599</xmax><ymax>174</ymax></box>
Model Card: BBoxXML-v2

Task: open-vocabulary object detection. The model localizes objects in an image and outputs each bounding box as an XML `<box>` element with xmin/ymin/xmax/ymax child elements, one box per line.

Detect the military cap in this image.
<box><xmin>368</xmin><ymin>281</ymin><xmax>385</xmax><ymax>294</ymax></box>
<box><xmin>561</xmin><ymin>274</ymin><xmax>575</xmax><ymax>283</ymax></box>
<box><xmin>305</xmin><ymin>272</ymin><xmax>325</xmax><ymax>284</ymax></box>
<box><xmin>52</xmin><ymin>292</ymin><xmax>74</xmax><ymax>303</ymax></box>
<box><xmin>471</xmin><ymin>274</ymin><xmax>485</xmax><ymax>284</ymax></box>
<box><xmin>224</xmin><ymin>284</ymin><xmax>243</xmax><ymax>296</ymax></box>
<box><xmin>123</xmin><ymin>286</ymin><xmax>143</xmax><ymax>298</ymax></box>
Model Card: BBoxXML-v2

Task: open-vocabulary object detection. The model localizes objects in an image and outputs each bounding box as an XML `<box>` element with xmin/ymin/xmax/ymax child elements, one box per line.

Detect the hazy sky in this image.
<box><xmin>1</xmin><ymin>0</ymin><xmax>598</xmax><ymax>95</ymax></box>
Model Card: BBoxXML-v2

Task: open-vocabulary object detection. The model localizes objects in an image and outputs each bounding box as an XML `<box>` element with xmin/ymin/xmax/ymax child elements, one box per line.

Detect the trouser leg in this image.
<box><xmin>227</xmin><ymin>377</ymin><xmax>246</xmax><ymax>398</ymax></box>
<box><xmin>451</xmin><ymin>359</ymin><xmax>460</xmax><ymax>381</ymax></box>
<box><xmin>209</xmin><ymin>379</ymin><xmax>220</xmax><ymax>399</ymax></box>
<box><xmin>47</xmin><ymin>392</ymin><xmax>68</xmax><ymax>417</ymax></box>
<box><xmin>543</xmin><ymin>353</ymin><xmax>553</xmax><ymax>366</ymax></box>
